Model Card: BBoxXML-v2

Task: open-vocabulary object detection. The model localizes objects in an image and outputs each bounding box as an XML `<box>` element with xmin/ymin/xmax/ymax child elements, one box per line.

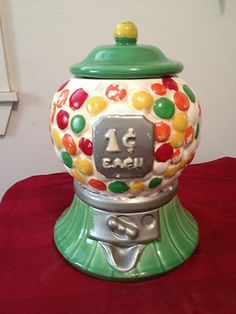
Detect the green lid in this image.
<box><xmin>70</xmin><ymin>21</ymin><xmax>183</xmax><ymax>79</ymax></box>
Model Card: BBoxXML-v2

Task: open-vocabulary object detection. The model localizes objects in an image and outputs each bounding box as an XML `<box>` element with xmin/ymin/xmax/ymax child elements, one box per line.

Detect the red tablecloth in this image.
<box><xmin>0</xmin><ymin>157</ymin><xmax>236</xmax><ymax>314</ymax></box>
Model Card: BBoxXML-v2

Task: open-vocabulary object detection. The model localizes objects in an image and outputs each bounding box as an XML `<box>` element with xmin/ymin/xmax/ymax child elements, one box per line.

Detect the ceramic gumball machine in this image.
<box><xmin>50</xmin><ymin>21</ymin><xmax>201</xmax><ymax>281</ymax></box>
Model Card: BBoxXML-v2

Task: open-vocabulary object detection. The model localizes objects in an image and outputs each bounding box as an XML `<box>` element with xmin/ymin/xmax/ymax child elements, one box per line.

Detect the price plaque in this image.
<box><xmin>92</xmin><ymin>115</ymin><xmax>154</xmax><ymax>179</ymax></box>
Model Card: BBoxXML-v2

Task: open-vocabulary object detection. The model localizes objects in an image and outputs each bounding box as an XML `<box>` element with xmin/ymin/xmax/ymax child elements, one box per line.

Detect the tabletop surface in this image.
<box><xmin>0</xmin><ymin>157</ymin><xmax>236</xmax><ymax>314</ymax></box>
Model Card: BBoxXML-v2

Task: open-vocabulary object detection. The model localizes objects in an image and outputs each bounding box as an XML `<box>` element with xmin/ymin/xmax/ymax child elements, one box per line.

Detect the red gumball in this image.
<box><xmin>56</xmin><ymin>110</ymin><xmax>69</xmax><ymax>130</ymax></box>
<box><xmin>70</xmin><ymin>88</ymin><xmax>88</xmax><ymax>110</ymax></box>
<box><xmin>155</xmin><ymin>143</ymin><xmax>173</xmax><ymax>162</ymax></box>
<box><xmin>79</xmin><ymin>137</ymin><xmax>93</xmax><ymax>156</ymax></box>
<box><xmin>162</xmin><ymin>78</ymin><xmax>178</xmax><ymax>91</ymax></box>
<box><xmin>57</xmin><ymin>80</ymin><xmax>69</xmax><ymax>92</ymax></box>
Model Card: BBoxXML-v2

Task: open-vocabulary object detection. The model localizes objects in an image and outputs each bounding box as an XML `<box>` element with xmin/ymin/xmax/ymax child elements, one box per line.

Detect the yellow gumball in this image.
<box><xmin>131</xmin><ymin>91</ymin><xmax>153</xmax><ymax>110</ymax></box>
<box><xmin>130</xmin><ymin>181</ymin><xmax>145</xmax><ymax>192</ymax></box>
<box><xmin>164</xmin><ymin>163</ymin><xmax>181</xmax><ymax>177</ymax></box>
<box><xmin>180</xmin><ymin>159</ymin><xmax>188</xmax><ymax>169</ymax></box>
<box><xmin>172</xmin><ymin>112</ymin><xmax>188</xmax><ymax>132</ymax></box>
<box><xmin>86</xmin><ymin>97</ymin><xmax>107</xmax><ymax>115</ymax></box>
<box><xmin>170</xmin><ymin>132</ymin><xmax>184</xmax><ymax>148</ymax></box>
<box><xmin>72</xmin><ymin>169</ymin><xmax>84</xmax><ymax>184</ymax></box>
<box><xmin>75</xmin><ymin>156</ymin><xmax>93</xmax><ymax>176</ymax></box>
<box><xmin>52</xmin><ymin>128</ymin><xmax>62</xmax><ymax>150</ymax></box>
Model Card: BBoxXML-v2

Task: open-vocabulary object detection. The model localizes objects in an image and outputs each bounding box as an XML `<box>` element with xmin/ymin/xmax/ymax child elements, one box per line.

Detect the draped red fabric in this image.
<box><xmin>0</xmin><ymin>157</ymin><xmax>236</xmax><ymax>314</ymax></box>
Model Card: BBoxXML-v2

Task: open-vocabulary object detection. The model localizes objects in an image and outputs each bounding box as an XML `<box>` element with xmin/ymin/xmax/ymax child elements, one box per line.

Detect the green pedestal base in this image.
<box><xmin>54</xmin><ymin>195</ymin><xmax>198</xmax><ymax>281</ymax></box>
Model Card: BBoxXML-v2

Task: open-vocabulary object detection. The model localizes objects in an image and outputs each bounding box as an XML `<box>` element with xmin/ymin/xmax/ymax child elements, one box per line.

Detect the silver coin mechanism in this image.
<box><xmin>88</xmin><ymin>206</ymin><xmax>160</xmax><ymax>245</ymax></box>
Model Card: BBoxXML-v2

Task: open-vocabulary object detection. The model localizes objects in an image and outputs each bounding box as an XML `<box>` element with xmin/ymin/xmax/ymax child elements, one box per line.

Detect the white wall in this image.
<box><xmin>0</xmin><ymin>0</ymin><xmax>236</xmax><ymax>199</ymax></box>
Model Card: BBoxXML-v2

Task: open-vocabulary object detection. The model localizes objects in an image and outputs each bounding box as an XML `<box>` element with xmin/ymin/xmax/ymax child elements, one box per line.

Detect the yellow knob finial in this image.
<box><xmin>114</xmin><ymin>21</ymin><xmax>138</xmax><ymax>45</ymax></box>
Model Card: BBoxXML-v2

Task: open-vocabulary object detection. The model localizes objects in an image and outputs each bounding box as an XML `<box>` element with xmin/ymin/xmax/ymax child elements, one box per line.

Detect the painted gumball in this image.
<box><xmin>69</xmin><ymin>88</ymin><xmax>88</xmax><ymax>110</ymax></box>
<box><xmin>105</xmin><ymin>83</ymin><xmax>127</xmax><ymax>101</ymax></box>
<box><xmin>56</xmin><ymin>110</ymin><xmax>69</xmax><ymax>130</ymax></box>
<box><xmin>79</xmin><ymin>137</ymin><xmax>93</xmax><ymax>156</ymax></box>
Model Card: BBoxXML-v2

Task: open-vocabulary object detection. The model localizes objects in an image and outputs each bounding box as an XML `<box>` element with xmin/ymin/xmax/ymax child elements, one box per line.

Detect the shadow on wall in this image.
<box><xmin>218</xmin><ymin>0</ymin><xmax>226</xmax><ymax>14</ymax></box>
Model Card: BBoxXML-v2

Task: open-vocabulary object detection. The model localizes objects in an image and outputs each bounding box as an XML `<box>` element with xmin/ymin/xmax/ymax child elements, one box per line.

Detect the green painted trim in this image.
<box><xmin>115</xmin><ymin>37</ymin><xmax>137</xmax><ymax>45</ymax></box>
<box><xmin>54</xmin><ymin>195</ymin><xmax>198</xmax><ymax>281</ymax></box>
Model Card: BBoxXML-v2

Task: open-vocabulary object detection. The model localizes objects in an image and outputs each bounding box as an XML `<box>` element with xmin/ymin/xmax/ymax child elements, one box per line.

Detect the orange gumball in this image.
<box><xmin>154</xmin><ymin>121</ymin><xmax>170</xmax><ymax>142</ymax></box>
<box><xmin>174</xmin><ymin>91</ymin><xmax>190</xmax><ymax>111</ymax></box>
<box><xmin>89</xmin><ymin>178</ymin><xmax>106</xmax><ymax>191</ymax></box>
<box><xmin>62</xmin><ymin>134</ymin><xmax>77</xmax><ymax>155</ymax></box>
<box><xmin>184</xmin><ymin>126</ymin><xmax>194</xmax><ymax>145</ymax></box>
<box><xmin>55</xmin><ymin>89</ymin><xmax>69</xmax><ymax>108</ymax></box>
<box><xmin>151</xmin><ymin>83</ymin><xmax>166</xmax><ymax>95</ymax></box>
<box><xmin>171</xmin><ymin>148</ymin><xmax>182</xmax><ymax>164</ymax></box>
<box><xmin>50</xmin><ymin>103</ymin><xmax>57</xmax><ymax>124</ymax></box>
<box><xmin>105</xmin><ymin>84</ymin><xmax>127</xmax><ymax>101</ymax></box>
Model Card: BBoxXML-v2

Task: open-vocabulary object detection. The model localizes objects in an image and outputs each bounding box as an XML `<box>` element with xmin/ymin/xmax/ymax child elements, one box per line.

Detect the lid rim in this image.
<box><xmin>70</xmin><ymin>62</ymin><xmax>183</xmax><ymax>79</ymax></box>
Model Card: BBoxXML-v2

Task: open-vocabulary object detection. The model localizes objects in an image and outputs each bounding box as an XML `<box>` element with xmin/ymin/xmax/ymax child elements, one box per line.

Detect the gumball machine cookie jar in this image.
<box><xmin>50</xmin><ymin>21</ymin><xmax>201</xmax><ymax>281</ymax></box>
